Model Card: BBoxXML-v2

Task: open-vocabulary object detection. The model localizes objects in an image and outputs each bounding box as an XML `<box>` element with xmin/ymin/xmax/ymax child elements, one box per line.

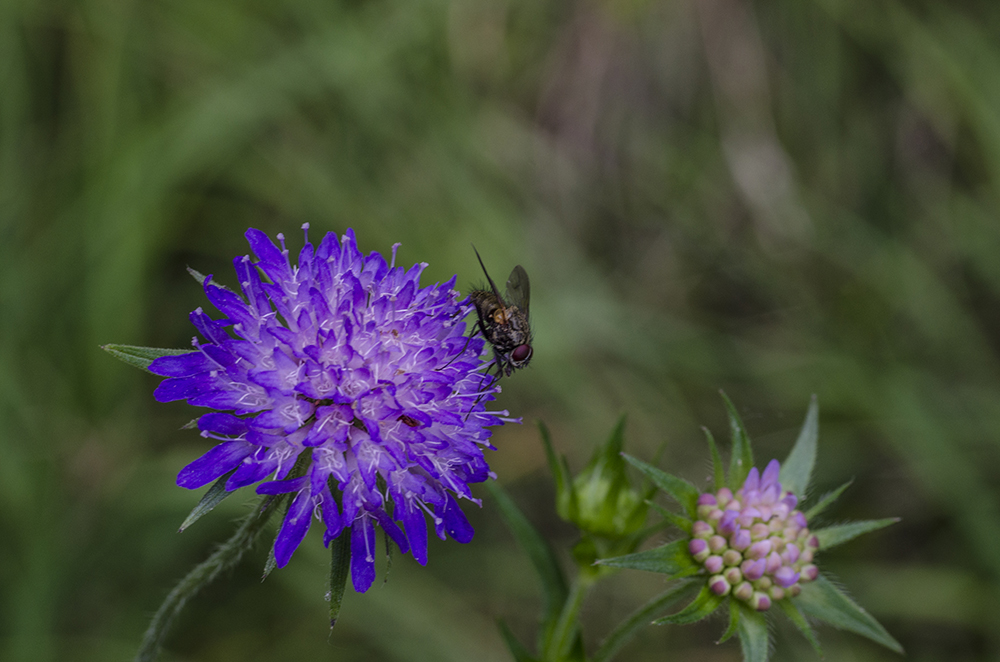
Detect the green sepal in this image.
<box><xmin>328</xmin><ymin>529</ymin><xmax>351</xmax><ymax>628</ymax></box>
<box><xmin>814</xmin><ymin>518</ymin><xmax>900</xmax><ymax>551</ymax></box>
<box><xmin>497</xmin><ymin>619</ymin><xmax>539</xmax><ymax>662</ymax></box>
<box><xmin>652</xmin><ymin>585</ymin><xmax>724</xmax><ymax>625</ymax></box>
<box><xmin>718</xmin><ymin>602</ymin><xmax>740</xmax><ymax>643</ymax></box>
<box><xmin>539</xmin><ymin>421</ymin><xmax>578</xmax><ymax>523</ymax></box>
<box><xmin>596</xmin><ymin>540</ymin><xmax>699</xmax><ymax>577</ymax></box>
<box><xmin>178</xmin><ymin>469</ymin><xmax>238</xmax><ymax>532</ymax></box>
<box><xmin>484</xmin><ymin>481</ymin><xmax>568</xmax><ymax>653</ymax></box>
<box><xmin>261</xmin><ymin>545</ymin><xmax>277</xmax><ymax>581</ymax></box>
<box><xmin>721</xmin><ymin>391</ymin><xmax>754</xmax><ymax>491</ymax></box>
<box><xmin>704</xmin><ymin>426</ymin><xmax>725</xmax><ymax>491</ymax></box>
<box><xmin>101</xmin><ymin>344</ymin><xmax>194</xmax><ymax>374</ymax></box>
<box><xmin>804</xmin><ymin>480</ymin><xmax>853</xmax><ymax>521</ymax></box>
<box><xmin>779</xmin><ymin>395</ymin><xmax>818</xmax><ymax>497</ymax></box>
<box><xmin>735</xmin><ymin>602</ymin><xmax>770</xmax><ymax>662</ymax></box>
<box><xmin>778</xmin><ymin>598</ymin><xmax>821</xmax><ymax>656</ymax></box>
<box><xmin>648</xmin><ymin>501</ymin><xmax>692</xmax><ymax>534</ymax></box>
<box><xmin>187</xmin><ymin>266</ymin><xmax>208</xmax><ymax>286</ymax></box>
<box><xmin>795</xmin><ymin>575</ymin><xmax>904</xmax><ymax>654</ymax></box>
<box><xmin>622</xmin><ymin>454</ymin><xmax>699</xmax><ymax>519</ymax></box>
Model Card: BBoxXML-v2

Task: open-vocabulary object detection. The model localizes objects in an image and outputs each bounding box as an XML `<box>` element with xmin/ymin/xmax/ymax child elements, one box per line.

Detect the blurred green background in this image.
<box><xmin>1</xmin><ymin>0</ymin><xmax>998</xmax><ymax>659</ymax></box>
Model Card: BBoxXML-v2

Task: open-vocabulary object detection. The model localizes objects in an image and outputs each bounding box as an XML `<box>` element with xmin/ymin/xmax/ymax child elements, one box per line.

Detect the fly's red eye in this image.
<box><xmin>511</xmin><ymin>344</ymin><xmax>532</xmax><ymax>364</ymax></box>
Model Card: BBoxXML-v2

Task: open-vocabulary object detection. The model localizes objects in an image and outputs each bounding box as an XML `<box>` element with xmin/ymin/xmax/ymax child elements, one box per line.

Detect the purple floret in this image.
<box><xmin>150</xmin><ymin>226</ymin><xmax>512</xmax><ymax>591</ymax></box>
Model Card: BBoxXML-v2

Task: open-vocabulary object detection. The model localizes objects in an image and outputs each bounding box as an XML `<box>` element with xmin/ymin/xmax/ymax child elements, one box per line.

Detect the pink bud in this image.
<box><xmin>747</xmin><ymin>540</ymin><xmax>772</xmax><ymax>560</ymax></box>
<box><xmin>731</xmin><ymin>529</ymin><xmax>752</xmax><ymax>551</ymax></box>
<box><xmin>724</xmin><ymin>566</ymin><xmax>742</xmax><ymax>585</ymax></box>
<box><xmin>741</xmin><ymin>558</ymin><xmax>766</xmax><ymax>581</ymax></box>
<box><xmin>774</xmin><ymin>566</ymin><xmax>800</xmax><ymax>587</ymax></box>
<box><xmin>766</xmin><ymin>551</ymin><xmax>782</xmax><ymax>575</ymax></box>
<box><xmin>769</xmin><ymin>586</ymin><xmax>785</xmax><ymax>601</ymax></box>
<box><xmin>692</xmin><ymin>521</ymin><xmax>713</xmax><ymax>539</ymax></box>
<box><xmin>689</xmin><ymin>538</ymin><xmax>710</xmax><ymax>562</ymax></box>
<box><xmin>750</xmin><ymin>523</ymin><xmax>770</xmax><ymax>540</ymax></box>
<box><xmin>708</xmin><ymin>535</ymin><xmax>728</xmax><ymax>552</ymax></box>
<box><xmin>697</xmin><ymin>493</ymin><xmax>717</xmax><ymax>506</ymax></box>
<box><xmin>733</xmin><ymin>581</ymin><xmax>754</xmax><ymax>601</ymax></box>
<box><xmin>723</xmin><ymin>549</ymin><xmax>743</xmax><ymax>567</ymax></box>
<box><xmin>709</xmin><ymin>575</ymin><xmax>731</xmax><ymax>596</ymax></box>
<box><xmin>716</xmin><ymin>487</ymin><xmax>733</xmax><ymax>507</ymax></box>
<box><xmin>705</xmin><ymin>555</ymin><xmax>724</xmax><ymax>574</ymax></box>
<box><xmin>800</xmin><ymin>564</ymin><xmax>819</xmax><ymax>582</ymax></box>
<box><xmin>750</xmin><ymin>591</ymin><xmax>771</xmax><ymax>611</ymax></box>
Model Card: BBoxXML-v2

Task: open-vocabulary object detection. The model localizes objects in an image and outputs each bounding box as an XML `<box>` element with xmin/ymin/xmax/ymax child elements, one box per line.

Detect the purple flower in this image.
<box><xmin>150</xmin><ymin>227</ymin><xmax>514</xmax><ymax>592</ymax></box>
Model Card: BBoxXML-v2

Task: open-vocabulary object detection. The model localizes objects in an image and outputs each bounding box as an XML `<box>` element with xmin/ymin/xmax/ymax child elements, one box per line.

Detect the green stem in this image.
<box><xmin>591</xmin><ymin>579</ymin><xmax>699</xmax><ymax>662</ymax></box>
<box><xmin>545</xmin><ymin>572</ymin><xmax>594</xmax><ymax>661</ymax></box>
<box><xmin>134</xmin><ymin>495</ymin><xmax>281</xmax><ymax>662</ymax></box>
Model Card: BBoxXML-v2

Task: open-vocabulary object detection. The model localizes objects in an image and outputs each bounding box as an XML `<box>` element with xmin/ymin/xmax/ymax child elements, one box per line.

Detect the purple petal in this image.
<box><xmin>154</xmin><ymin>375</ymin><xmax>213</xmax><ymax>403</ymax></box>
<box><xmin>176</xmin><ymin>441</ymin><xmax>254</xmax><ymax>489</ymax></box>
<box><xmin>256</xmin><ymin>476</ymin><xmax>308</xmax><ymax>495</ymax></box>
<box><xmin>439</xmin><ymin>494</ymin><xmax>474</xmax><ymax>544</ymax></box>
<box><xmin>743</xmin><ymin>467</ymin><xmax>760</xmax><ymax>493</ymax></box>
<box><xmin>350</xmin><ymin>518</ymin><xmax>376</xmax><ymax>593</ymax></box>
<box><xmin>761</xmin><ymin>459</ymin><xmax>781</xmax><ymax>488</ymax></box>
<box><xmin>274</xmin><ymin>488</ymin><xmax>314</xmax><ymax>568</ymax></box>
<box><xmin>149</xmin><ymin>352</ymin><xmax>211</xmax><ymax>377</ymax></box>
<box><xmin>400</xmin><ymin>501</ymin><xmax>428</xmax><ymax>566</ymax></box>
<box><xmin>197</xmin><ymin>412</ymin><xmax>248</xmax><ymax>436</ymax></box>
<box><xmin>371</xmin><ymin>508</ymin><xmax>409</xmax><ymax>554</ymax></box>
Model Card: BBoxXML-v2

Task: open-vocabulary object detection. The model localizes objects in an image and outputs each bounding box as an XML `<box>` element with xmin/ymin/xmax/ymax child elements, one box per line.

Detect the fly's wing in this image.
<box><xmin>472</xmin><ymin>246</ymin><xmax>506</xmax><ymax>304</ymax></box>
<box><xmin>505</xmin><ymin>265</ymin><xmax>530</xmax><ymax>315</ymax></box>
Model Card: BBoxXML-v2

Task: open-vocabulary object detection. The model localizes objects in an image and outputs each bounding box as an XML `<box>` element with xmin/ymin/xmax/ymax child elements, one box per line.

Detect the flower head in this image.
<box><xmin>691</xmin><ymin>459</ymin><xmax>817</xmax><ymax>610</ymax></box>
<box><xmin>149</xmin><ymin>226</ymin><xmax>512</xmax><ymax>591</ymax></box>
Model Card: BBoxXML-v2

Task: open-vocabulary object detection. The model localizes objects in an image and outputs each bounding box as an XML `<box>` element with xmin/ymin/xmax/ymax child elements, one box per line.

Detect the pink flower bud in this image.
<box><xmin>750</xmin><ymin>523</ymin><xmax>770</xmax><ymax>540</ymax></box>
<box><xmin>769</xmin><ymin>586</ymin><xmax>785</xmax><ymax>601</ymax></box>
<box><xmin>733</xmin><ymin>581</ymin><xmax>754</xmax><ymax>601</ymax></box>
<box><xmin>724</xmin><ymin>566</ymin><xmax>742</xmax><ymax>585</ymax></box>
<box><xmin>692</xmin><ymin>521</ymin><xmax>713</xmax><ymax>539</ymax></box>
<box><xmin>747</xmin><ymin>540</ymin><xmax>772</xmax><ymax>560</ymax></box>
<box><xmin>689</xmin><ymin>538</ymin><xmax>710</xmax><ymax>562</ymax></box>
<box><xmin>750</xmin><ymin>591</ymin><xmax>771</xmax><ymax>611</ymax></box>
<box><xmin>705</xmin><ymin>555</ymin><xmax>724</xmax><ymax>574</ymax></box>
<box><xmin>708</xmin><ymin>535</ymin><xmax>728</xmax><ymax>552</ymax></box>
<box><xmin>800</xmin><ymin>564</ymin><xmax>819</xmax><ymax>582</ymax></box>
<box><xmin>766</xmin><ymin>551</ymin><xmax>782</xmax><ymax>574</ymax></box>
<box><xmin>716</xmin><ymin>487</ymin><xmax>733</xmax><ymax>507</ymax></box>
<box><xmin>731</xmin><ymin>529</ymin><xmax>752</xmax><ymax>551</ymax></box>
<box><xmin>741</xmin><ymin>558</ymin><xmax>766</xmax><ymax>581</ymax></box>
<box><xmin>709</xmin><ymin>575</ymin><xmax>731</xmax><ymax>596</ymax></box>
<box><xmin>774</xmin><ymin>566</ymin><xmax>800</xmax><ymax>587</ymax></box>
<box><xmin>723</xmin><ymin>549</ymin><xmax>743</xmax><ymax>567</ymax></box>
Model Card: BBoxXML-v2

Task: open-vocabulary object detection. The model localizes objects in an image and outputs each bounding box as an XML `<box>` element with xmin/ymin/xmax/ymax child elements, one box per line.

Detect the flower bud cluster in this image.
<box><xmin>687</xmin><ymin>460</ymin><xmax>818</xmax><ymax>611</ymax></box>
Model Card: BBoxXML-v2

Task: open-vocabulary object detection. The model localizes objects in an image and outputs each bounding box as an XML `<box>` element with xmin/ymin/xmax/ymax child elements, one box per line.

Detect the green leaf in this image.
<box><xmin>591</xmin><ymin>579</ymin><xmax>699</xmax><ymax>662</ymax></box>
<box><xmin>795</xmin><ymin>575</ymin><xmax>904</xmax><ymax>653</ymax></box>
<box><xmin>100</xmin><ymin>344</ymin><xmax>194</xmax><ymax>373</ymax></box>
<box><xmin>720</xmin><ymin>391</ymin><xmax>754</xmax><ymax>490</ymax></box>
<box><xmin>261</xmin><ymin>545</ymin><xmax>278</xmax><ymax>581</ymax></box>
<box><xmin>736</xmin><ymin>603</ymin><xmax>770</xmax><ymax>662</ymax></box>
<box><xmin>648</xmin><ymin>501</ymin><xmax>692</xmax><ymax>534</ymax></box>
<box><xmin>718</xmin><ymin>602</ymin><xmax>739</xmax><ymax>643</ymax></box>
<box><xmin>539</xmin><ymin>421</ymin><xmax>578</xmax><ymax>522</ymax></box>
<box><xmin>778</xmin><ymin>598</ymin><xmax>821</xmax><ymax>656</ymax></box>
<box><xmin>328</xmin><ymin>530</ymin><xmax>351</xmax><ymax>628</ymax></box>
<box><xmin>814</xmin><ymin>518</ymin><xmax>900</xmax><ymax>551</ymax></box>
<box><xmin>622</xmin><ymin>454</ymin><xmax>700</xmax><ymax>518</ymax></box>
<box><xmin>652</xmin><ymin>585</ymin><xmax>724</xmax><ymax>625</ymax></box>
<box><xmin>804</xmin><ymin>480</ymin><xmax>853</xmax><ymax>521</ymax></box>
<box><xmin>178</xmin><ymin>469</ymin><xmax>238</xmax><ymax>532</ymax></box>
<box><xmin>484</xmin><ymin>481</ymin><xmax>568</xmax><ymax>651</ymax></box>
<box><xmin>704</xmin><ymin>426</ymin><xmax>725</xmax><ymax>491</ymax></box>
<box><xmin>596</xmin><ymin>540</ymin><xmax>699</xmax><ymax>577</ymax></box>
<box><xmin>497</xmin><ymin>619</ymin><xmax>538</xmax><ymax>662</ymax></box>
<box><xmin>779</xmin><ymin>395</ymin><xmax>818</xmax><ymax>497</ymax></box>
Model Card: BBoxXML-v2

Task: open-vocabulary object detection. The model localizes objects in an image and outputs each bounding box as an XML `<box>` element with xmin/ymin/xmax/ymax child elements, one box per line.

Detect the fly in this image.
<box><xmin>469</xmin><ymin>247</ymin><xmax>533</xmax><ymax>379</ymax></box>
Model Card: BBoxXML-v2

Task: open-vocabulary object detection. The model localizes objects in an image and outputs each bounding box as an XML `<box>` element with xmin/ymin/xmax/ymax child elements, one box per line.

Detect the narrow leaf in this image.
<box><xmin>261</xmin><ymin>546</ymin><xmax>277</xmax><ymax>581</ymax></box>
<box><xmin>484</xmin><ymin>482</ymin><xmax>568</xmax><ymax>648</ymax></box>
<box><xmin>814</xmin><ymin>519</ymin><xmax>900</xmax><ymax>551</ymax></box>
<box><xmin>718</xmin><ymin>602</ymin><xmax>740</xmax><ymax>643</ymax></box>
<box><xmin>720</xmin><ymin>391</ymin><xmax>754</xmax><ymax>490</ymax></box>
<box><xmin>597</xmin><ymin>540</ymin><xmax>698</xmax><ymax>577</ymax></box>
<box><xmin>187</xmin><ymin>266</ymin><xmax>208</xmax><ymax>286</ymax></box>
<box><xmin>178</xmin><ymin>469</ymin><xmax>238</xmax><ymax>532</ymax></box>
<box><xmin>497</xmin><ymin>619</ymin><xmax>538</xmax><ymax>662</ymax></box>
<box><xmin>101</xmin><ymin>344</ymin><xmax>193</xmax><ymax>374</ymax></box>
<box><xmin>591</xmin><ymin>579</ymin><xmax>699</xmax><ymax>662</ymax></box>
<box><xmin>538</xmin><ymin>421</ymin><xmax>577</xmax><ymax>520</ymax></box>
<box><xmin>648</xmin><ymin>501</ymin><xmax>692</xmax><ymax>534</ymax></box>
<box><xmin>736</xmin><ymin>603</ymin><xmax>770</xmax><ymax>662</ymax></box>
<box><xmin>328</xmin><ymin>530</ymin><xmax>351</xmax><ymax>628</ymax></box>
<box><xmin>780</xmin><ymin>395</ymin><xmax>818</xmax><ymax>497</ymax></box>
<box><xmin>796</xmin><ymin>575</ymin><xmax>904</xmax><ymax>653</ymax></box>
<box><xmin>778</xmin><ymin>598</ymin><xmax>821</xmax><ymax>656</ymax></box>
<box><xmin>622</xmin><ymin>454</ymin><xmax>700</xmax><ymax>518</ymax></box>
<box><xmin>804</xmin><ymin>480</ymin><xmax>853</xmax><ymax>521</ymax></box>
<box><xmin>704</xmin><ymin>426</ymin><xmax>725</xmax><ymax>491</ymax></box>
<box><xmin>652</xmin><ymin>585</ymin><xmax>724</xmax><ymax>625</ymax></box>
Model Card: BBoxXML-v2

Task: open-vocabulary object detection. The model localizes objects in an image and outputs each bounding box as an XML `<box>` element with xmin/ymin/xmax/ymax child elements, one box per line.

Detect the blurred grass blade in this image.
<box><xmin>101</xmin><ymin>344</ymin><xmax>194</xmax><ymax>373</ymax></box>
<box><xmin>780</xmin><ymin>395</ymin><xmax>818</xmax><ymax>497</ymax></box>
<box><xmin>328</xmin><ymin>530</ymin><xmax>351</xmax><ymax>628</ymax></box>
<box><xmin>796</xmin><ymin>575</ymin><xmax>904</xmax><ymax>653</ymax></box>
<box><xmin>721</xmin><ymin>391</ymin><xmax>754</xmax><ymax>490</ymax></box>
<box><xmin>497</xmin><ymin>619</ymin><xmax>538</xmax><ymax>662</ymax></box>
<box><xmin>483</xmin><ymin>481</ymin><xmax>568</xmax><ymax>650</ymax></box>
<box><xmin>779</xmin><ymin>598</ymin><xmax>821</xmax><ymax>656</ymax></box>
<box><xmin>652</xmin><ymin>585</ymin><xmax>723</xmax><ymax>625</ymax></box>
<box><xmin>804</xmin><ymin>480</ymin><xmax>854</xmax><ymax>521</ymax></box>
<box><xmin>592</xmin><ymin>579</ymin><xmax>699</xmax><ymax>662</ymax></box>
<box><xmin>538</xmin><ymin>421</ymin><xmax>577</xmax><ymax>522</ymax></box>
<box><xmin>814</xmin><ymin>518</ymin><xmax>901</xmax><ymax>551</ymax></box>
<box><xmin>178</xmin><ymin>469</ymin><xmax>238</xmax><ymax>532</ymax></box>
<box><xmin>622</xmin><ymin>454</ymin><xmax>699</xmax><ymax>518</ymax></box>
<box><xmin>718</xmin><ymin>603</ymin><xmax>739</xmax><ymax>643</ymax></box>
<box><xmin>736</xmin><ymin>603</ymin><xmax>770</xmax><ymax>662</ymax></box>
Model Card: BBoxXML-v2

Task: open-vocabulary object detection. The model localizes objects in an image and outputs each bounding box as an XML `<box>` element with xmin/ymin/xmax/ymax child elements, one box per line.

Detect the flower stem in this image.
<box><xmin>134</xmin><ymin>495</ymin><xmax>281</xmax><ymax>662</ymax></box>
<box><xmin>591</xmin><ymin>579</ymin><xmax>699</xmax><ymax>662</ymax></box>
<box><xmin>545</xmin><ymin>571</ymin><xmax>595</xmax><ymax>661</ymax></box>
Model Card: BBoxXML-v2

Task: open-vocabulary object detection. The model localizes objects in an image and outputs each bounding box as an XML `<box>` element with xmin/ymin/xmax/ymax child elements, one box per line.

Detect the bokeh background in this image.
<box><xmin>2</xmin><ymin>0</ymin><xmax>998</xmax><ymax>659</ymax></box>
